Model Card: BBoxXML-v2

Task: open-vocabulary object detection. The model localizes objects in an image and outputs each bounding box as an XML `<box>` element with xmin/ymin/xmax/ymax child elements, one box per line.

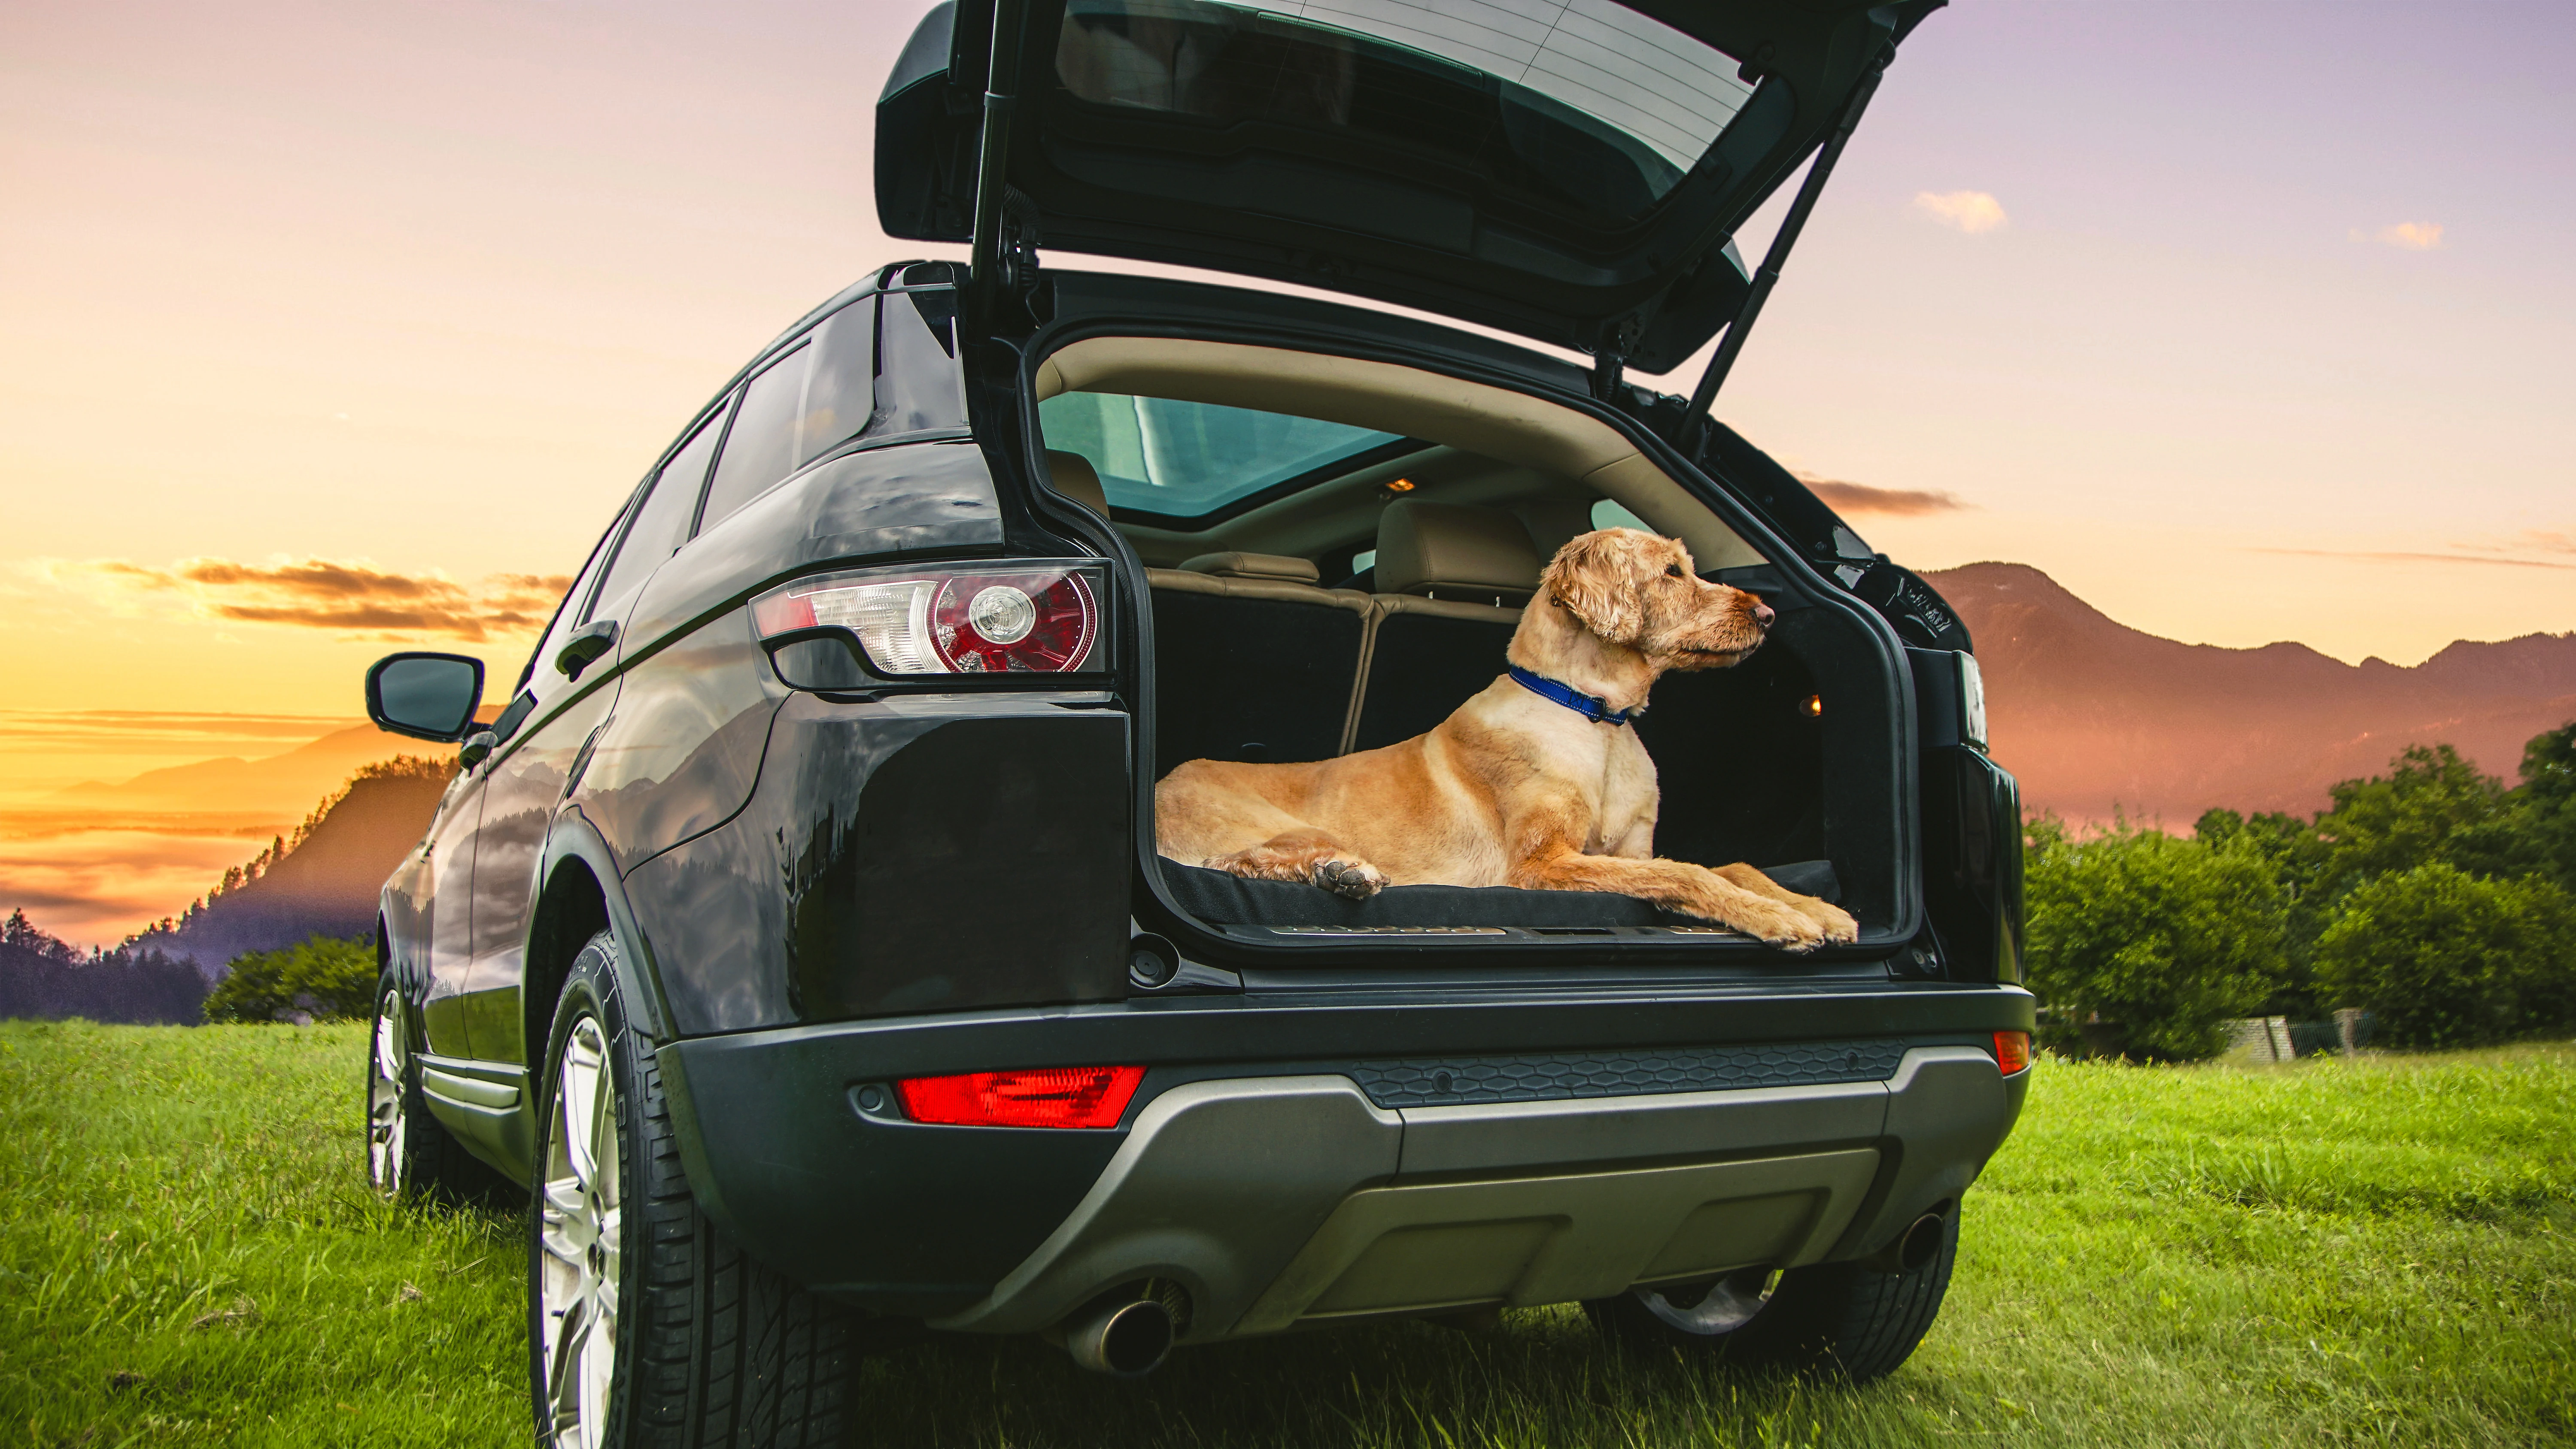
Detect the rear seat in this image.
<box><xmin>1049</xmin><ymin>449</ymin><xmax>1540</xmax><ymax>772</ymax></box>
<box><xmin>1348</xmin><ymin>501</ymin><xmax>1538</xmax><ymax>751</ymax></box>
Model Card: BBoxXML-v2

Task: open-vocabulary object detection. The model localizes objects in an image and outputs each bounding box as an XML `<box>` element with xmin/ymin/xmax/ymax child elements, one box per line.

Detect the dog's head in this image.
<box><xmin>1539</xmin><ymin>528</ymin><xmax>1773</xmax><ymax>671</ymax></box>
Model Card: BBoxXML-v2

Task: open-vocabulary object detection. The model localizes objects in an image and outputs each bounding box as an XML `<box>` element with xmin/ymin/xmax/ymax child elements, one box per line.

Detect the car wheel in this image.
<box><xmin>1584</xmin><ymin>1211</ymin><xmax>1959</xmax><ymax>1383</ymax></box>
<box><xmin>530</xmin><ymin>931</ymin><xmax>853</xmax><ymax>1449</ymax></box>
<box><xmin>368</xmin><ymin>976</ymin><xmax>513</xmax><ymax>1206</ymax></box>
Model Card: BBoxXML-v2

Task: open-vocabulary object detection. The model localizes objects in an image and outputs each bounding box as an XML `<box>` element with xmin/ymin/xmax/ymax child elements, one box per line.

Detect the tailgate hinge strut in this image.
<box><xmin>1675</xmin><ymin>49</ymin><xmax>1892</xmax><ymax>447</ymax></box>
<box><xmin>967</xmin><ymin>0</ymin><xmax>1033</xmax><ymax>325</ymax></box>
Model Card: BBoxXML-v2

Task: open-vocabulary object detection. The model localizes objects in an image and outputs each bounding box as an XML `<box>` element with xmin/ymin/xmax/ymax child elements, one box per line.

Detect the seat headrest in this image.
<box><xmin>1178</xmin><ymin>551</ymin><xmax>1321</xmax><ymax>584</ymax></box>
<box><xmin>1374</xmin><ymin>500</ymin><xmax>1540</xmax><ymax>603</ymax></box>
<box><xmin>1044</xmin><ymin>449</ymin><xmax>1109</xmax><ymax>516</ymax></box>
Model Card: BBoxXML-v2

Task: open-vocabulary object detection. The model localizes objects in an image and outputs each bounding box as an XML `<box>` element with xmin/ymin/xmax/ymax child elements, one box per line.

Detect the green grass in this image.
<box><xmin>3</xmin><ymin>1024</ymin><xmax>2571</xmax><ymax>1447</ymax></box>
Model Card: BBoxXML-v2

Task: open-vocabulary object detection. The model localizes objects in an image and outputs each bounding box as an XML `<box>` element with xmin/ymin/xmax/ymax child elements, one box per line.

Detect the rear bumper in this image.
<box><xmin>656</xmin><ymin>985</ymin><xmax>2032</xmax><ymax>1329</ymax></box>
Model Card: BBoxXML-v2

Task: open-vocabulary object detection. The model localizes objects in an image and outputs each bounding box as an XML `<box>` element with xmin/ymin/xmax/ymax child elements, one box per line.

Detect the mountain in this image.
<box><xmin>1925</xmin><ymin>562</ymin><xmax>2576</xmax><ymax>824</ymax></box>
<box><xmin>51</xmin><ymin>722</ymin><xmax>437</xmax><ymax>818</ymax></box>
<box><xmin>131</xmin><ymin>759</ymin><xmax>453</xmax><ymax>970</ymax></box>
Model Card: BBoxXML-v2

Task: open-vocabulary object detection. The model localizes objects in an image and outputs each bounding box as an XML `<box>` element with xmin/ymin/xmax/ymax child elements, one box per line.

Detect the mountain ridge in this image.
<box><xmin>1924</xmin><ymin>561</ymin><xmax>2576</xmax><ymax>823</ymax></box>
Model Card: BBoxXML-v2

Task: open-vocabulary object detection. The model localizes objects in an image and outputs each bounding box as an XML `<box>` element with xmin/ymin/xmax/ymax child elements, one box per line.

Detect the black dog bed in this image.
<box><xmin>1160</xmin><ymin>860</ymin><xmax>1840</xmax><ymax>930</ymax></box>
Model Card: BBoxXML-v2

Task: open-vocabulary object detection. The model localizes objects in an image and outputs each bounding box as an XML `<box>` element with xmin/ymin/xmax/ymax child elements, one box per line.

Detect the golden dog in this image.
<box><xmin>1154</xmin><ymin>527</ymin><xmax>1862</xmax><ymax>951</ymax></box>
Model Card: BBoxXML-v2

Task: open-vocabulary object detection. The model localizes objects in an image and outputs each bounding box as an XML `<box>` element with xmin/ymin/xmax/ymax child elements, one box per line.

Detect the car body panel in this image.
<box><xmin>658</xmin><ymin>1005</ymin><xmax>2029</xmax><ymax>1320</ymax></box>
<box><xmin>879</xmin><ymin>0</ymin><xmax>1942</xmax><ymax>369</ymax></box>
<box><xmin>623</xmin><ymin>690</ymin><xmax>1134</xmax><ymax>1036</ymax></box>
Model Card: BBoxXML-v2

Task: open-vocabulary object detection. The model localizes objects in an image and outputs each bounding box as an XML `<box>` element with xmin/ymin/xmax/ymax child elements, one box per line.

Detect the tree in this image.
<box><xmin>2313</xmin><ymin>864</ymin><xmax>2576</xmax><ymax>1049</ymax></box>
<box><xmin>2520</xmin><ymin>721</ymin><xmax>2576</xmax><ymax>893</ymax></box>
<box><xmin>202</xmin><ymin>936</ymin><xmax>377</xmax><ymax>1024</ymax></box>
<box><xmin>2313</xmin><ymin>743</ymin><xmax>2533</xmax><ymax>886</ymax></box>
<box><xmin>2024</xmin><ymin>820</ymin><xmax>2290</xmax><ymax>1060</ymax></box>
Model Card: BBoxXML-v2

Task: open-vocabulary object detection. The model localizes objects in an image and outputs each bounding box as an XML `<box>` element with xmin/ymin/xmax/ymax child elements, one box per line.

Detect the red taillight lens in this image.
<box><xmin>932</xmin><ymin>570</ymin><xmax>1098</xmax><ymax>673</ymax></box>
<box><xmin>1992</xmin><ymin>1030</ymin><xmax>2031</xmax><ymax>1075</ymax></box>
<box><xmin>895</xmin><ymin>1066</ymin><xmax>1145</xmax><ymax>1129</ymax></box>
<box><xmin>751</xmin><ymin>563</ymin><xmax>1102</xmax><ymax>676</ymax></box>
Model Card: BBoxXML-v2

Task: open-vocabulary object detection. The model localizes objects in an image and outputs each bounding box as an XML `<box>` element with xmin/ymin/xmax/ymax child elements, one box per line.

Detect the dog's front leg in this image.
<box><xmin>1506</xmin><ymin>805</ymin><xmax>1827</xmax><ymax>951</ymax></box>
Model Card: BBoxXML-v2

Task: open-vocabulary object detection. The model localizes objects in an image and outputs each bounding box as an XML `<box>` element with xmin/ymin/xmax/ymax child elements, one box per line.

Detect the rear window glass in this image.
<box><xmin>1054</xmin><ymin>0</ymin><xmax>1753</xmax><ymax>215</ymax></box>
<box><xmin>1039</xmin><ymin>393</ymin><xmax>1404</xmax><ymax>519</ymax></box>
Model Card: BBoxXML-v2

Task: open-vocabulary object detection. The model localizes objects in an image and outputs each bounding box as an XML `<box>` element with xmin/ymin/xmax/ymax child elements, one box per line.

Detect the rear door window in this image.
<box><xmin>698</xmin><ymin>344</ymin><xmax>810</xmax><ymax>533</ymax></box>
<box><xmin>591</xmin><ymin>406</ymin><xmax>726</xmax><ymax>623</ymax></box>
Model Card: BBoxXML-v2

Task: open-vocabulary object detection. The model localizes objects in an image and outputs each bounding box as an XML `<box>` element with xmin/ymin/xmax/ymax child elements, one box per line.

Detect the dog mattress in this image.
<box><xmin>1160</xmin><ymin>860</ymin><xmax>1840</xmax><ymax>931</ymax></box>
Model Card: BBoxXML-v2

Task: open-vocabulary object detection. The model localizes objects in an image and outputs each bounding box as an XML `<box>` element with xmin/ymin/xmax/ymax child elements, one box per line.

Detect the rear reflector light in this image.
<box><xmin>1991</xmin><ymin>1030</ymin><xmax>2031</xmax><ymax>1075</ymax></box>
<box><xmin>895</xmin><ymin>1066</ymin><xmax>1145</xmax><ymax>1129</ymax></box>
<box><xmin>753</xmin><ymin>563</ymin><xmax>1102</xmax><ymax>675</ymax></box>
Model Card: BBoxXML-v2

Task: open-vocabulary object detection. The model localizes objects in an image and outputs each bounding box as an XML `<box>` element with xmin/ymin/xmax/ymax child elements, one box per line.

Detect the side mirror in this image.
<box><xmin>366</xmin><ymin>652</ymin><xmax>485</xmax><ymax>743</ymax></box>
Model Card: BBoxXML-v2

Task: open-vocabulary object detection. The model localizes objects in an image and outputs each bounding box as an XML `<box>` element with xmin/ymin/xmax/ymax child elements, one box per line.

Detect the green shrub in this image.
<box><xmin>2024</xmin><ymin>820</ymin><xmax>2289</xmax><ymax>1060</ymax></box>
<box><xmin>201</xmin><ymin>936</ymin><xmax>377</xmax><ymax>1024</ymax></box>
<box><xmin>2313</xmin><ymin>864</ymin><xmax>2576</xmax><ymax>1048</ymax></box>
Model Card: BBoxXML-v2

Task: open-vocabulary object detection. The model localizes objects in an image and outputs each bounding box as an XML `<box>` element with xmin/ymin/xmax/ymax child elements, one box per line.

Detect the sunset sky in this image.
<box><xmin>4</xmin><ymin>0</ymin><xmax>2572</xmax><ymax>943</ymax></box>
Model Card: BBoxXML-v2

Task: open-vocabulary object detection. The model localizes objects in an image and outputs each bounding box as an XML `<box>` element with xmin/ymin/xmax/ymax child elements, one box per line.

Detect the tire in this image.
<box><xmin>529</xmin><ymin>931</ymin><xmax>854</xmax><ymax>1449</ymax></box>
<box><xmin>368</xmin><ymin>976</ymin><xmax>516</xmax><ymax>1207</ymax></box>
<box><xmin>1585</xmin><ymin>1210</ymin><xmax>1960</xmax><ymax>1383</ymax></box>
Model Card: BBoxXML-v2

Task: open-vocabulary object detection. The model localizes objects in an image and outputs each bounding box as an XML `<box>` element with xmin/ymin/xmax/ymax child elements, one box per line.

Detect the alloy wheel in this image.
<box><xmin>1631</xmin><ymin>1266</ymin><xmax>1779</xmax><ymax>1335</ymax></box>
<box><xmin>368</xmin><ymin>988</ymin><xmax>408</xmax><ymax>1195</ymax></box>
<box><xmin>538</xmin><ymin>1016</ymin><xmax>623</xmax><ymax>1448</ymax></box>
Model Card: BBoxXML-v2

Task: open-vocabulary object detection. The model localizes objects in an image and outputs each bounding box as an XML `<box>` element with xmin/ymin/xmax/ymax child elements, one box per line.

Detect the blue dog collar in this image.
<box><xmin>1507</xmin><ymin>664</ymin><xmax>1640</xmax><ymax>726</ymax></box>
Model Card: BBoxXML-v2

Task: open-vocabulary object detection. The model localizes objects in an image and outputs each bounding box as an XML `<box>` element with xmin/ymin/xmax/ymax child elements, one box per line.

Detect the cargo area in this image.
<box><xmin>1031</xmin><ymin>335</ymin><xmax>1907</xmax><ymax>943</ymax></box>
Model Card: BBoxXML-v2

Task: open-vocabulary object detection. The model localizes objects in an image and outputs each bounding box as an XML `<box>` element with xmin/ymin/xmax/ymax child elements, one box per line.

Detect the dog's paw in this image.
<box><xmin>1740</xmin><ymin>902</ymin><xmax>1825</xmax><ymax>954</ymax></box>
<box><xmin>1310</xmin><ymin>858</ymin><xmax>1387</xmax><ymax>900</ymax></box>
<box><xmin>1803</xmin><ymin>899</ymin><xmax>1860</xmax><ymax>945</ymax></box>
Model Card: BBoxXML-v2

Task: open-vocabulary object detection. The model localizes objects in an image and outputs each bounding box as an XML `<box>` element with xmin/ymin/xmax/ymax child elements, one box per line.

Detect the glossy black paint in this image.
<box><xmin>577</xmin><ymin>608</ymin><xmax>788</xmax><ymax>874</ymax></box>
<box><xmin>620</xmin><ymin>442</ymin><xmax>1005</xmax><ymax>656</ymax></box>
<box><xmin>420</xmin><ymin>776</ymin><xmax>482</xmax><ymax>1056</ymax></box>
<box><xmin>624</xmin><ymin>692</ymin><xmax>1133</xmax><ymax>1037</ymax></box>
<box><xmin>462</xmin><ymin>682</ymin><xmax>618</xmax><ymax>1060</ymax></box>
<box><xmin>880</xmin><ymin>0</ymin><xmax>1942</xmax><ymax>371</ymax></box>
<box><xmin>659</xmin><ymin>981</ymin><xmax>2035</xmax><ymax>1308</ymax></box>
<box><xmin>1918</xmin><ymin>747</ymin><xmax>2025</xmax><ymax>985</ymax></box>
<box><xmin>657</xmin><ymin>1041</ymin><xmax>1126</xmax><ymax>1313</ymax></box>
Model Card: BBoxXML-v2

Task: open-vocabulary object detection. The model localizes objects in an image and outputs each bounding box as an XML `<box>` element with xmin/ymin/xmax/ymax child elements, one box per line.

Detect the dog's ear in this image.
<box><xmin>1542</xmin><ymin>530</ymin><xmax>1647</xmax><ymax>644</ymax></box>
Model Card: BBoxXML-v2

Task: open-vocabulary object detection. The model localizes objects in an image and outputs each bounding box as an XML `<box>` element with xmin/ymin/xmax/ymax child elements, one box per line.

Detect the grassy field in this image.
<box><xmin>2</xmin><ymin>1023</ymin><xmax>2570</xmax><ymax>1448</ymax></box>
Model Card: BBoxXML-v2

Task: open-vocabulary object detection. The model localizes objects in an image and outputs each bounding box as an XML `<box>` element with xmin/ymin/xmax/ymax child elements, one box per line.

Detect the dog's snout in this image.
<box><xmin>1752</xmin><ymin>601</ymin><xmax>1776</xmax><ymax>627</ymax></box>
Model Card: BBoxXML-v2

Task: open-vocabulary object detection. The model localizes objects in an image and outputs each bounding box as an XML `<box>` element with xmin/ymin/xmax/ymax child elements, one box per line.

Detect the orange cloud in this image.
<box><xmin>1800</xmin><ymin>476</ymin><xmax>1971</xmax><ymax>517</ymax></box>
<box><xmin>1914</xmin><ymin>190</ymin><xmax>2008</xmax><ymax>234</ymax></box>
<box><xmin>70</xmin><ymin>558</ymin><xmax>571</xmax><ymax>642</ymax></box>
<box><xmin>2357</xmin><ymin>221</ymin><xmax>2444</xmax><ymax>251</ymax></box>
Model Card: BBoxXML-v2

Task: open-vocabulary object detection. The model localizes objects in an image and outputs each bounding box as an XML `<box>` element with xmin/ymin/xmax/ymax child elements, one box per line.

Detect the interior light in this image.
<box><xmin>1799</xmin><ymin>694</ymin><xmax>1823</xmax><ymax>718</ymax></box>
<box><xmin>1382</xmin><ymin>477</ymin><xmax>1416</xmax><ymax>494</ymax></box>
<box><xmin>895</xmin><ymin>1066</ymin><xmax>1146</xmax><ymax>1129</ymax></box>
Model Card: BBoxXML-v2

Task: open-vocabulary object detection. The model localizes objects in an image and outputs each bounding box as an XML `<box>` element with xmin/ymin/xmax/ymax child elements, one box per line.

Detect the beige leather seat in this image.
<box><xmin>1045</xmin><ymin>449</ymin><xmax>1111</xmax><ymax>515</ymax></box>
<box><xmin>1349</xmin><ymin>501</ymin><xmax>1539</xmax><ymax>752</ymax></box>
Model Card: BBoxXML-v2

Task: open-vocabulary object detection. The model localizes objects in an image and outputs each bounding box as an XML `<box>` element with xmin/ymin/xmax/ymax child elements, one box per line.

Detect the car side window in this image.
<box><xmin>589</xmin><ymin>406</ymin><xmax>726</xmax><ymax>623</ymax></box>
<box><xmin>696</xmin><ymin>342</ymin><xmax>811</xmax><ymax>535</ymax></box>
<box><xmin>693</xmin><ymin>297</ymin><xmax>880</xmax><ymax>538</ymax></box>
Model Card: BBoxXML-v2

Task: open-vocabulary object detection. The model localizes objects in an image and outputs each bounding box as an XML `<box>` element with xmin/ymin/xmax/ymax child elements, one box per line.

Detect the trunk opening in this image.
<box><xmin>1027</xmin><ymin>330</ymin><xmax>1907</xmax><ymax>958</ymax></box>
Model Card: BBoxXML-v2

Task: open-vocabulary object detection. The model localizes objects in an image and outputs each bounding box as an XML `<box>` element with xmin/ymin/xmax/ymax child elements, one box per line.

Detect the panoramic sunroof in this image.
<box><xmin>1039</xmin><ymin>392</ymin><xmax>1407</xmax><ymax>521</ymax></box>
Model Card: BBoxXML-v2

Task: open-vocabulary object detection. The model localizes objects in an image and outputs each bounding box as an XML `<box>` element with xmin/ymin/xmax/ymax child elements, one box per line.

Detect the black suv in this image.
<box><xmin>361</xmin><ymin>0</ymin><xmax>2030</xmax><ymax>1442</ymax></box>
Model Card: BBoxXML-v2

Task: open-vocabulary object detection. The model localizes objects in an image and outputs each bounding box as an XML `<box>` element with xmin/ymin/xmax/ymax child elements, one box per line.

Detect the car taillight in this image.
<box><xmin>895</xmin><ymin>1066</ymin><xmax>1145</xmax><ymax>1129</ymax></box>
<box><xmin>1991</xmin><ymin>1030</ymin><xmax>2031</xmax><ymax>1075</ymax></box>
<box><xmin>752</xmin><ymin>563</ymin><xmax>1102</xmax><ymax>675</ymax></box>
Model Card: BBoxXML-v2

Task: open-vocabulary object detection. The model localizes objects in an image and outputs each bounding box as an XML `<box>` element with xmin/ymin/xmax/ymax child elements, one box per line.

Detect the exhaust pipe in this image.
<box><xmin>1053</xmin><ymin>1282</ymin><xmax>1185</xmax><ymax>1377</ymax></box>
<box><xmin>1862</xmin><ymin>1212</ymin><xmax>1946</xmax><ymax>1275</ymax></box>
